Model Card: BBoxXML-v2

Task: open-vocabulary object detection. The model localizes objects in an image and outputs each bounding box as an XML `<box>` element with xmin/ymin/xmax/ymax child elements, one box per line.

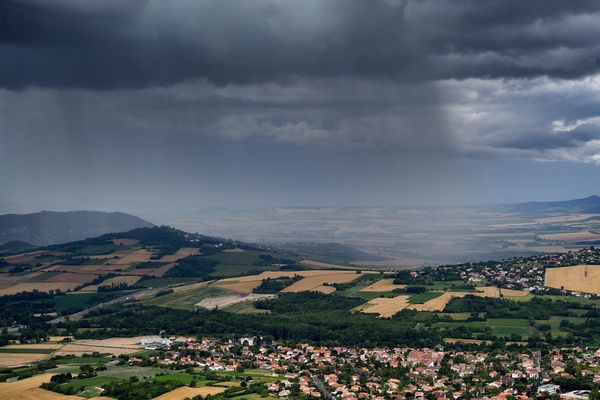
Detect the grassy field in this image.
<box><xmin>223</xmin><ymin>301</ymin><xmax>270</xmax><ymax>314</ymax></box>
<box><xmin>0</xmin><ymin>348</ymin><xmax>55</xmax><ymax>354</ymax></box>
<box><xmin>142</xmin><ymin>285</ymin><xmax>231</xmax><ymax>310</ymax></box>
<box><xmin>408</xmin><ymin>291</ymin><xmax>443</xmax><ymax>304</ymax></box>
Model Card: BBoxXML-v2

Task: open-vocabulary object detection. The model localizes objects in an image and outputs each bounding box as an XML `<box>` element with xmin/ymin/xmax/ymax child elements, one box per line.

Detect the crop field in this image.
<box><xmin>281</xmin><ymin>272</ymin><xmax>364</xmax><ymax>293</ymax></box>
<box><xmin>358</xmin><ymin>295</ymin><xmax>411</xmax><ymax>318</ymax></box>
<box><xmin>155</xmin><ymin>386</ymin><xmax>226</xmax><ymax>400</ymax></box>
<box><xmin>44</xmin><ymin>273</ymin><xmax>98</xmax><ymax>284</ymax></box>
<box><xmin>545</xmin><ymin>264</ymin><xmax>600</xmax><ymax>294</ymax></box>
<box><xmin>143</xmin><ymin>286</ymin><xmax>230</xmax><ymax>309</ymax></box>
<box><xmin>159</xmin><ymin>247</ymin><xmax>201</xmax><ymax>262</ymax></box>
<box><xmin>79</xmin><ymin>275</ymin><xmax>141</xmax><ymax>292</ymax></box>
<box><xmin>54</xmin><ymin>337</ymin><xmax>147</xmax><ymax>356</ymax></box>
<box><xmin>360</xmin><ymin>278</ymin><xmax>406</xmax><ymax>292</ymax></box>
<box><xmin>0</xmin><ymin>352</ymin><xmax>49</xmax><ymax>367</ymax></box>
<box><xmin>196</xmin><ymin>293</ymin><xmax>276</xmax><ymax>310</ymax></box>
<box><xmin>0</xmin><ymin>282</ymin><xmax>80</xmax><ymax>296</ymax></box>
<box><xmin>216</xmin><ymin>269</ymin><xmax>362</xmax><ymax>294</ymax></box>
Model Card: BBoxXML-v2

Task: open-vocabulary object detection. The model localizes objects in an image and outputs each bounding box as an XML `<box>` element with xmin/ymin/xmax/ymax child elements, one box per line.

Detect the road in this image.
<box><xmin>311</xmin><ymin>374</ymin><xmax>332</xmax><ymax>399</ymax></box>
<box><xmin>49</xmin><ymin>287</ymin><xmax>164</xmax><ymax>324</ymax></box>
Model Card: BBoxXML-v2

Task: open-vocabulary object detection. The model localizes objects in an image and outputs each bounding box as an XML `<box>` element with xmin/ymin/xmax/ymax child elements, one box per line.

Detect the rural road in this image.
<box><xmin>49</xmin><ymin>287</ymin><xmax>164</xmax><ymax>324</ymax></box>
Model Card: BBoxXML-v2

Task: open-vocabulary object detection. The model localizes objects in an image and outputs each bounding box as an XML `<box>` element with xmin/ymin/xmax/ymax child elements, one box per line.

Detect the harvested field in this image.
<box><xmin>106</xmin><ymin>249</ymin><xmax>153</xmax><ymax>265</ymax></box>
<box><xmin>545</xmin><ymin>265</ymin><xmax>600</xmax><ymax>294</ymax></box>
<box><xmin>159</xmin><ymin>248</ymin><xmax>201</xmax><ymax>263</ymax></box>
<box><xmin>54</xmin><ymin>337</ymin><xmax>148</xmax><ymax>356</ymax></box>
<box><xmin>443</xmin><ymin>338</ymin><xmax>492</xmax><ymax>345</ymax></box>
<box><xmin>154</xmin><ymin>386</ymin><xmax>225</xmax><ymax>400</ymax></box>
<box><xmin>359</xmin><ymin>295</ymin><xmax>410</xmax><ymax>318</ymax></box>
<box><xmin>476</xmin><ymin>286</ymin><xmax>501</xmax><ymax>297</ymax></box>
<box><xmin>44</xmin><ymin>265</ymin><xmax>105</xmax><ymax>274</ymax></box>
<box><xmin>172</xmin><ymin>281</ymin><xmax>212</xmax><ymax>293</ymax></box>
<box><xmin>500</xmin><ymin>288</ymin><xmax>530</xmax><ymax>297</ymax></box>
<box><xmin>313</xmin><ymin>285</ymin><xmax>336</xmax><ymax>294</ymax></box>
<box><xmin>0</xmin><ymin>352</ymin><xmax>49</xmax><ymax>367</ymax></box>
<box><xmin>408</xmin><ymin>292</ymin><xmax>467</xmax><ymax>312</ymax></box>
<box><xmin>0</xmin><ymin>282</ymin><xmax>79</xmax><ymax>296</ymax></box>
<box><xmin>281</xmin><ymin>273</ymin><xmax>362</xmax><ymax>293</ymax></box>
<box><xmin>215</xmin><ymin>270</ymin><xmax>360</xmax><ymax>294</ymax></box>
<box><xmin>217</xmin><ymin>280</ymin><xmax>263</xmax><ymax>294</ymax></box>
<box><xmin>79</xmin><ymin>275</ymin><xmax>141</xmax><ymax>292</ymax></box>
<box><xmin>112</xmin><ymin>238</ymin><xmax>139</xmax><ymax>246</ymax></box>
<box><xmin>45</xmin><ymin>273</ymin><xmax>98</xmax><ymax>284</ymax></box>
<box><xmin>360</xmin><ymin>279</ymin><xmax>406</xmax><ymax>292</ymax></box>
<box><xmin>196</xmin><ymin>293</ymin><xmax>276</xmax><ymax>310</ymax></box>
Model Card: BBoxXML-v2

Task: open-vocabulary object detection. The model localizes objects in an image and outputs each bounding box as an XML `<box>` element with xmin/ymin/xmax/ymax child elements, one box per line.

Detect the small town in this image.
<box><xmin>130</xmin><ymin>336</ymin><xmax>600</xmax><ymax>400</ymax></box>
<box><xmin>419</xmin><ymin>247</ymin><xmax>600</xmax><ymax>298</ymax></box>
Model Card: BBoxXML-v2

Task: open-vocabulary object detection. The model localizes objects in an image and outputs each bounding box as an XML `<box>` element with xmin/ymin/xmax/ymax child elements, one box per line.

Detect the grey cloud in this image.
<box><xmin>2</xmin><ymin>0</ymin><xmax>600</xmax><ymax>90</ymax></box>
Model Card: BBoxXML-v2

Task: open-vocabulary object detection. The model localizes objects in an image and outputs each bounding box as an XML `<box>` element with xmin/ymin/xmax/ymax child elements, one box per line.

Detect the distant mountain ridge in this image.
<box><xmin>0</xmin><ymin>211</ymin><xmax>153</xmax><ymax>246</ymax></box>
<box><xmin>508</xmin><ymin>195</ymin><xmax>600</xmax><ymax>215</ymax></box>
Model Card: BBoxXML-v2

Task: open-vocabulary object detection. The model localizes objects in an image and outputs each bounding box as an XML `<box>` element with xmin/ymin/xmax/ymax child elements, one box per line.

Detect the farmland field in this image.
<box><xmin>155</xmin><ymin>386</ymin><xmax>226</xmax><ymax>400</ymax></box>
<box><xmin>545</xmin><ymin>264</ymin><xmax>600</xmax><ymax>294</ymax></box>
<box><xmin>360</xmin><ymin>278</ymin><xmax>406</xmax><ymax>292</ymax></box>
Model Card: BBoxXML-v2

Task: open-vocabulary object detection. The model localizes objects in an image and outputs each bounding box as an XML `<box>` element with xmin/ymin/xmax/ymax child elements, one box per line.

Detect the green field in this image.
<box><xmin>223</xmin><ymin>301</ymin><xmax>270</xmax><ymax>314</ymax></box>
<box><xmin>142</xmin><ymin>285</ymin><xmax>230</xmax><ymax>310</ymax></box>
<box><xmin>77</xmin><ymin>244</ymin><xmax>122</xmax><ymax>256</ymax></box>
<box><xmin>409</xmin><ymin>291</ymin><xmax>443</xmax><ymax>304</ymax></box>
<box><xmin>0</xmin><ymin>348</ymin><xmax>55</xmax><ymax>354</ymax></box>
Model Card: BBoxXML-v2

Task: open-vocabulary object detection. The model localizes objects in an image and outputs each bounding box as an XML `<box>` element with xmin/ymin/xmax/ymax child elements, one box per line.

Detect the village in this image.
<box><xmin>417</xmin><ymin>247</ymin><xmax>600</xmax><ymax>298</ymax></box>
<box><xmin>130</xmin><ymin>336</ymin><xmax>600</xmax><ymax>400</ymax></box>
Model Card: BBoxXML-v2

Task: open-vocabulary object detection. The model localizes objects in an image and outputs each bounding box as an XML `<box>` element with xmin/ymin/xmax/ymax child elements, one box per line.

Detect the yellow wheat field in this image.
<box><xmin>500</xmin><ymin>288</ymin><xmax>530</xmax><ymax>297</ymax></box>
<box><xmin>281</xmin><ymin>273</ymin><xmax>362</xmax><ymax>293</ymax></box>
<box><xmin>216</xmin><ymin>270</ymin><xmax>363</xmax><ymax>294</ymax></box>
<box><xmin>0</xmin><ymin>282</ymin><xmax>80</xmax><ymax>296</ymax></box>
<box><xmin>312</xmin><ymin>285</ymin><xmax>337</xmax><ymax>294</ymax></box>
<box><xmin>360</xmin><ymin>278</ymin><xmax>406</xmax><ymax>292</ymax></box>
<box><xmin>0</xmin><ymin>353</ymin><xmax>49</xmax><ymax>367</ymax></box>
<box><xmin>360</xmin><ymin>295</ymin><xmax>411</xmax><ymax>318</ymax></box>
<box><xmin>545</xmin><ymin>265</ymin><xmax>600</xmax><ymax>294</ymax></box>
<box><xmin>154</xmin><ymin>386</ymin><xmax>225</xmax><ymax>400</ymax></box>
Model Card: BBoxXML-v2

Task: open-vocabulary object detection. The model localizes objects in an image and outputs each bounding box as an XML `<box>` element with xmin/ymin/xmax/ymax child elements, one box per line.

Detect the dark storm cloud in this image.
<box><xmin>2</xmin><ymin>0</ymin><xmax>600</xmax><ymax>90</ymax></box>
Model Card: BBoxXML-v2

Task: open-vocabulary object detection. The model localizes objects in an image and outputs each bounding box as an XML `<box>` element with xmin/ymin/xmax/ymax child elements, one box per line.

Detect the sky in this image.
<box><xmin>2</xmin><ymin>0</ymin><xmax>600</xmax><ymax>214</ymax></box>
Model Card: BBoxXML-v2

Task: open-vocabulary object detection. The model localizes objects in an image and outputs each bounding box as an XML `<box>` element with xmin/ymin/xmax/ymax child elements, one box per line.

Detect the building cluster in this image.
<box><xmin>132</xmin><ymin>337</ymin><xmax>600</xmax><ymax>400</ymax></box>
<box><xmin>423</xmin><ymin>247</ymin><xmax>600</xmax><ymax>296</ymax></box>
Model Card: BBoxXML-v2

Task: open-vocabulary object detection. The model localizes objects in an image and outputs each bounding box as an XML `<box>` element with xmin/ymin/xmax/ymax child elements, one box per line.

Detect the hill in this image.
<box><xmin>508</xmin><ymin>195</ymin><xmax>600</xmax><ymax>215</ymax></box>
<box><xmin>0</xmin><ymin>211</ymin><xmax>153</xmax><ymax>246</ymax></box>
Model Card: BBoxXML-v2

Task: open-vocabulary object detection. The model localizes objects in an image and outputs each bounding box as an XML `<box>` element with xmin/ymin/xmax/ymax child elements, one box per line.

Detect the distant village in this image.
<box><xmin>423</xmin><ymin>247</ymin><xmax>600</xmax><ymax>298</ymax></box>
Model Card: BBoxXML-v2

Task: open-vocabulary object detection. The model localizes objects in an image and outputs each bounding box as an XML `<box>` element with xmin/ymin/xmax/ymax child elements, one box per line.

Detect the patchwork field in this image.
<box><xmin>54</xmin><ymin>337</ymin><xmax>147</xmax><ymax>356</ymax></box>
<box><xmin>216</xmin><ymin>270</ymin><xmax>364</xmax><ymax>294</ymax></box>
<box><xmin>360</xmin><ymin>278</ymin><xmax>406</xmax><ymax>292</ymax></box>
<box><xmin>159</xmin><ymin>247</ymin><xmax>201</xmax><ymax>262</ymax></box>
<box><xmin>196</xmin><ymin>293</ymin><xmax>276</xmax><ymax>310</ymax></box>
<box><xmin>79</xmin><ymin>275</ymin><xmax>141</xmax><ymax>292</ymax></box>
<box><xmin>545</xmin><ymin>264</ymin><xmax>600</xmax><ymax>294</ymax></box>
<box><xmin>154</xmin><ymin>386</ymin><xmax>225</xmax><ymax>400</ymax></box>
<box><xmin>358</xmin><ymin>295</ymin><xmax>411</xmax><ymax>318</ymax></box>
<box><xmin>0</xmin><ymin>352</ymin><xmax>49</xmax><ymax>367</ymax></box>
<box><xmin>359</xmin><ymin>286</ymin><xmax>529</xmax><ymax>317</ymax></box>
<box><xmin>281</xmin><ymin>272</ymin><xmax>362</xmax><ymax>293</ymax></box>
<box><xmin>0</xmin><ymin>282</ymin><xmax>80</xmax><ymax>296</ymax></box>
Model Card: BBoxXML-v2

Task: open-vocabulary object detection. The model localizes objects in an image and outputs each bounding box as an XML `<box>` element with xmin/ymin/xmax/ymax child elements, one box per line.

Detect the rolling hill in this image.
<box><xmin>0</xmin><ymin>211</ymin><xmax>154</xmax><ymax>246</ymax></box>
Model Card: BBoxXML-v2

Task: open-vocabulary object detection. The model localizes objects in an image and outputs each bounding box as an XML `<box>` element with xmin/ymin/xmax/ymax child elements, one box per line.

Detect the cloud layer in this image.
<box><xmin>2</xmin><ymin>0</ymin><xmax>600</xmax><ymax>89</ymax></box>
